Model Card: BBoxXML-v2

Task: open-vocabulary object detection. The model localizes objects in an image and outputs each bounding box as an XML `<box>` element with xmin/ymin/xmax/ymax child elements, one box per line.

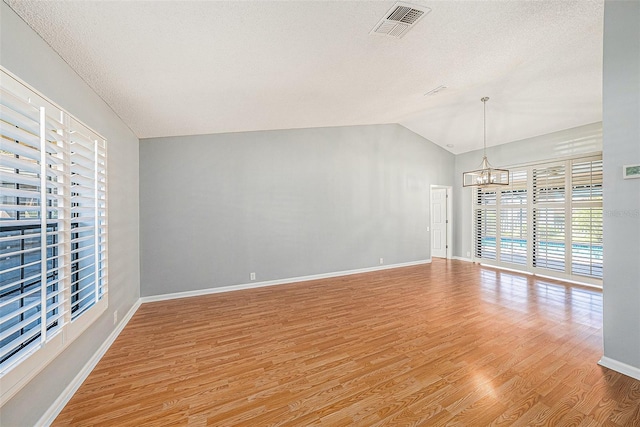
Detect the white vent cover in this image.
<box><xmin>371</xmin><ymin>2</ymin><xmax>431</xmax><ymax>39</ymax></box>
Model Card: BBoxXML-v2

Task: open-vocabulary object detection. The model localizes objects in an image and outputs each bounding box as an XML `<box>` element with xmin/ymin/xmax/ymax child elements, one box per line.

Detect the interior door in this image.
<box><xmin>431</xmin><ymin>188</ymin><xmax>448</xmax><ymax>258</ymax></box>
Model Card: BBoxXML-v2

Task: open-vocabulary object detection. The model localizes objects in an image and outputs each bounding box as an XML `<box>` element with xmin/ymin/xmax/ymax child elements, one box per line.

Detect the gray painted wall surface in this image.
<box><xmin>452</xmin><ymin>122</ymin><xmax>603</xmax><ymax>259</ymax></box>
<box><xmin>140</xmin><ymin>125</ymin><xmax>453</xmax><ymax>297</ymax></box>
<box><xmin>602</xmin><ymin>0</ymin><xmax>640</xmax><ymax>371</ymax></box>
<box><xmin>0</xmin><ymin>3</ymin><xmax>141</xmax><ymax>425</ymax></box>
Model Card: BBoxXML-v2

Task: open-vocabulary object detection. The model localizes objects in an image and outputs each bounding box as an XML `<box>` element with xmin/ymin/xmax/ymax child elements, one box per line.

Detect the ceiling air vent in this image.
<box><xmin>371</xmin><ymin>2</ymin><xmax>431</xmax><ymax>39</ymax></box>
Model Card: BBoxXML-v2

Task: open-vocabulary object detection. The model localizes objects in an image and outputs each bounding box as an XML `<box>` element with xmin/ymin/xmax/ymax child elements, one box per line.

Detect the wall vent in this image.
<box><xmin>370</xmin><ymin>2</ymin><xmax>431</xmax><ymax>39</ymax></box>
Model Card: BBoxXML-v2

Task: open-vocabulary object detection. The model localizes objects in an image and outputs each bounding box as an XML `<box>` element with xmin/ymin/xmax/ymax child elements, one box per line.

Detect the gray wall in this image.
<box><xmin>140</xmin><ymin>124</ymin><xmax>454</xmax><ymax>297</ymax></box>
<box><xmin>602</xmin><ymin>0</ymin><xmax>640</xmax><ymax>371</ymax></box>
<box><xmin>0</xmin><ymin>3</ymin><xmax>140</xmax><ymax>426</ymax></box>
<box><xmin>452</xmin><ymin>122</ymin><xmax>603</xmax><ymax>260</ymax></box>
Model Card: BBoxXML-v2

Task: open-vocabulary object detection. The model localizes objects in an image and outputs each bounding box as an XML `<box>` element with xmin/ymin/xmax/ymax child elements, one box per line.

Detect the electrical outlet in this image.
<box><xmin>467</xmin><ymin>251</ymin><xmax>471</xmax><ymax>258</ymax></box>
<box><xmin>113</xmin><ymin>310</ymin><xmax>118</xmax><ymax>325</ymax></box>
<box><xmin>379</xmin><ymin>258</ymin><xmax>384</xmax><ymax>265</ymax></box>
<box><xmin>250</xmin><ymin>272</ymin><xmax>256</xmax><ymax>281</ymax></box>
<box><xmin>426</xmin><ymin>226</ymin><xmax>430</xmax><ymax>232</ymax></box>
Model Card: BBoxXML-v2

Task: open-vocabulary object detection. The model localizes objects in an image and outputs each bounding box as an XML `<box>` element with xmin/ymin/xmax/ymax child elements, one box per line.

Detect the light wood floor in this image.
<box><xmin>54</xmin><ymin>260</ymin><xmax>640</xmax><ymax>426</ymax></box>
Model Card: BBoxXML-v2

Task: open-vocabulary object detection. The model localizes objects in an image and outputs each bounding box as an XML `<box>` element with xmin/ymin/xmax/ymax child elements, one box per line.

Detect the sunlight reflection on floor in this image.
<box><xmin>478</xmin><ymin>267</ymin><xmax>602</xmax><ymax>328</ymax></box>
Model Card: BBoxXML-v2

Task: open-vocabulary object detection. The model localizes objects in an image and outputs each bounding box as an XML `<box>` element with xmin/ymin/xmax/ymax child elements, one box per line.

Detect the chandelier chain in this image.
<box><xmin>482</xmin><ymin>96</ymin><xmax>489</xmax><ymax>157</ymax></box>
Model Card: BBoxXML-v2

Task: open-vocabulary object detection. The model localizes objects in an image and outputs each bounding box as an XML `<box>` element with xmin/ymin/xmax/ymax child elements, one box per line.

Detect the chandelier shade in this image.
<box><xmin>462</xmin><ymin>97</ymin><xmax>509</xmax><ymax>187</ymax></box>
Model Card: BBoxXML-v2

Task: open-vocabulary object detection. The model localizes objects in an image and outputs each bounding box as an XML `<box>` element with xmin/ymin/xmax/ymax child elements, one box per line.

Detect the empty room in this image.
<box><xmin>1</xmin><ymin>0</ymin><xmax>639</xmax><ymax>425</ymax></box>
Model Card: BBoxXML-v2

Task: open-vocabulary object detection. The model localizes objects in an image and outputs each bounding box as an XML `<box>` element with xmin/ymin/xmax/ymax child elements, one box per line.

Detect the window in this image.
<box><xmin>474</xmin><ymin>155</ymin><xmax>602</xmax><ymax>286</ymax></box>
<box><xmin>500</xmin><ymin>170</ymin><xmax>527</xmax><ymax>265</ymax></box>
<box><xmin>474</xmin><ymin>187</ymin><xmax>497</xmax><ymax>260</ymax></box>
<box><xmin>570</xmin><ymin>159</ymin><xmax>603</xmax><ymax>278</ymax></box>
<box><xmin>0</xmin><ymin>68</ymin><xmax>107</xmax><ymax>403</ymax></box>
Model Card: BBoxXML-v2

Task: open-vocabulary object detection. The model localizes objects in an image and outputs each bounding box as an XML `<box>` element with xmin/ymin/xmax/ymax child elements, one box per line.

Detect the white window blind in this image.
<box><xmin>69</xmin><ymin>120</ymin><xmax>107</xmax><ymax>319</ymax></box>
<box><xmin>474</xmin><ymin>184</ymin><xmax>498</xmax><ymax>260</ymax></box>
<box><xmin>532</xmin><ymin>207</ymin><xmax>566</xmax><ymax>272</ymax></box>
<box><xmin>475</xmin><ymin>208</ymin><xmax>497</xmax><ymax>260</ymax></box>
<box><xmin>499</xmin><ymin>170</ymin><xmax>527</xmax><ymax>265</ymax></box>
<box><xmin>570</xmin><ymin>158</ymin><xmax>603</xmax><ymax>278</ymax></box>
<box><xmin>532</xmin><ymin>164</ymin><xmax>566</xmax><ymax>273</ymax></box>
<box><xmin>500</xmin><ymin>209</ymin><xmax>527</xmax><ymax>265</ymax></box>
<box><xmin>0</xmin><ymin>68</ymin><xmax>108</xmax><ymax>402</ymax></box>
<box><xmin>532</xmin><ymin>164</ymin><xmax>565</xmax><ymax>203</ymax></box>
<box><xmin>473</xmin><ymin>155</ymin><xmax>602</xmax><ymax>286</ymax></box>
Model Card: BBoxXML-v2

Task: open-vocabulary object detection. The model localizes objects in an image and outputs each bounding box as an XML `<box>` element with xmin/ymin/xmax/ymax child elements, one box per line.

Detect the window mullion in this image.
<box><xmin>526</xmin><ymin>165</ymin><xmax>534</xmax><ymax>270</ymax></box>
<box><xmin>38</xmin><ymin>106</ymin><xmax>47</xmax><ymax>343</ymax></box>
<box><xmin>565</xmin><ymin>159</ymin><xmax>572</xmax><ymax>275</ymax></box>
<box><xmin>61</xmin><ymin>114</ymin><xmax>73</xmax><ymax>328</ymax></box>
<box><xmin>496</xmin><ymin>188</ymin><xmax>501</xmax><ymax>262</ymax></box>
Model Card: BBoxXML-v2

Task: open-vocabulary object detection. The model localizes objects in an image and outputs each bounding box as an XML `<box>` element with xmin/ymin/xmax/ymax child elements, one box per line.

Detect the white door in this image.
<box><xmin>431</xmin><ymin>188</ymin><xmax>448</xmax><ymax>258</ymax></box>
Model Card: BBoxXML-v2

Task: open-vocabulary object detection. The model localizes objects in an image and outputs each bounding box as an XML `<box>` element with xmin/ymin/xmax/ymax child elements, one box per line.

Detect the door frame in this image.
<box><xmin>430</xmin><ymin>185</ymin><xmax>453</xmax><ymax>259</ymax></box>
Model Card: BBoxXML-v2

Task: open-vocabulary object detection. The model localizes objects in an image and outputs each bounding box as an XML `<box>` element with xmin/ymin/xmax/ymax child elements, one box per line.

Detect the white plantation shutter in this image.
<box><xmin>0</xmin><ymin>85</ymin><xmax>66</xmax><ymax>366</ymax></box>
<box><xmin>0</xmin><ymin>68</ymin><xmax>107</xmax><ymax>400</ymax></box>
<box><xmin>500</xmin><ymin>170</ymin><xmax>527</xmax><ymax>206</ymax></box>
<box><xmin>473</xmin><ymin>156</ymin><xmax>602</xmax><ymax>285</ymax></box>
<box><xmin>532</xmin><ymin>164</ymin><xmax>566</xmax><ymax>203</ymax></box>
<box><xmin>572</xmin><ymin>159</ymin><xmax>603</xmax><ymax>202</ymax></box>
<box><xmin>68</xmin><ymin>120</ymin><xmax>107</xmax><ymax>319</ymax></box>
<box><xmin>532</xmin><ymin>164</ymin><xmax>566</xmax><ymax>272</ymax></box>
<box><xmin>532</xmin><ymin>207</ymin><xmax>566</xmax><ymax>272</ymax></box>
<box><xmin>474</xmin><ymin>186</ymin><xmax>497</xmax><ymax>260</ymax></box>
<box><xmin>500</xmin><ymin>208</ymin><xmax>527</xmax><ymax>265</ymax></box>
<box><xmin>571</xmin><ymin>207</ymin><xmax>602</xmax><ymax>277</ymax></box>
<box><xmin>570</xmin><ymin>158</ymin><xmax>603</xmax><ymax>278</ymax></box>
<box><xmin>475</xmin><ymin>208</ymin><xmax>497</xmax><ymax>260</ymax></box>
<box><xmin>499</xmin><ymin>170</ymin><xmax>527</xmax><ymax>265</ymax></box>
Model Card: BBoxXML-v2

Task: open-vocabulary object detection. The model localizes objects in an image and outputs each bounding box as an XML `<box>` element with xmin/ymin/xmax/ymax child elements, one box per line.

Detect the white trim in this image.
<box><xmin>452</xmin><ymin>256</ymin><xmax>473</xmax><ymax>262</ymax></box>
<box><xmin>0</xmin><ymin>66</ymin><xmax>107</xmax><ymax>141</ymax></box>
<box><xmin>0</xmin><ymin>300</ymin><xmax>107</xmax><ymax>406</ymax></box>
<box><xmin>36</xmin><ymin>301</ymin><xmax>142</xmax><ymax>427</ymax></box>
<box><xmin>141</xmin><ymin>260</ymin><xmax>431</xmax><ymax>304</ymax></box>
<box><xmin>598</xmin><ymin>356</ymin><xmax>640</xmax><ymax>381</ymax></box>
<box><xmin>534</xmin><ymin>273</ymin><xmax>602</xmax><ymax>290</ymax></box>
<box><xmin>480</xmin><ymin>262</ymin><xmax>535</xmax><ymax>275</ymax></box>
<box><xmin>477</xmin><ymin>261</ymin><xmax>603</xmax><ymax>289</ymax></box>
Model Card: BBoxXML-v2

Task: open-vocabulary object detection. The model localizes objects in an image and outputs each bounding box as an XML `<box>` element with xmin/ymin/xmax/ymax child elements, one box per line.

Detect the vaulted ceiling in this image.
<box><xmin>5</xmin><ymin>0</ymin><xmax>604</xmax><ymax>154</ymax></box>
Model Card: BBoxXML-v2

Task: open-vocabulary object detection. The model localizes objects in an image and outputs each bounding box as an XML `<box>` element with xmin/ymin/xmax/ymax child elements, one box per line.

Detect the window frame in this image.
<box><xmin>472</xmin><ymin>154</ymin><xmax>602</xmax><ymax>287</ymax></box>
<box><xmin>0</xmin><ymin>67</ymin><xmax>108</xmax><ymax>405</ymax></box>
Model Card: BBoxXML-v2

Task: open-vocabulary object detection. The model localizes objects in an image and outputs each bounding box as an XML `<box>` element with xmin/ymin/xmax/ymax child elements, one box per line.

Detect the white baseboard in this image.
<box><xmin>37</xmin><ymin>300</ymin><xmax>142</xmax><ymax>427</ymax></box>
<box><xmin>452</xmin><ymin>256</ymin><xmax>473</xmax><ymax>262</ymax></box>
<box><xmin>598</xmin><ymin>356</ymin><xmax>640</xmax><ymax>381</ymax></box>
<box><xmin>141</xmin><ymin>259</ymin><xmax>431</xmax><ymax>304</ymax></box>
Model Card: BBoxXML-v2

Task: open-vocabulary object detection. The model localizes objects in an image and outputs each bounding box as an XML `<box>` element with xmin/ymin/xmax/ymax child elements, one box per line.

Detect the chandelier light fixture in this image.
<box><xmin>462</xmin><ymin>97</ymin><xmax>509</xmax><ymax>187</ymax></box>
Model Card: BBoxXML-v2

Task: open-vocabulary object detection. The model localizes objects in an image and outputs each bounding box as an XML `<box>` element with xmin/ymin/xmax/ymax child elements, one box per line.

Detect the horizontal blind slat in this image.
<box><xmin>0</xmin><ymin>326</ymin><xmax>41</xmax><ymax>361</ymax></box>
<box><xmin>0</xmin><ymin>309</ymin><xmax>41</xmax><ymax>342</ymax></box>
<box><xmin>0</xmin><ymin>286</ymin><xmax>40</xmax><ymax>311</ymax></box>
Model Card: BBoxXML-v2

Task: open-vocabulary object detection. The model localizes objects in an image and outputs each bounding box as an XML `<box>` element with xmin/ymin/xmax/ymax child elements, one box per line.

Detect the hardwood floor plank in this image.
<box><xmin>52</xmin><ymin>260</ymin><xmax>640</xmax><ymax>426</ymax></box>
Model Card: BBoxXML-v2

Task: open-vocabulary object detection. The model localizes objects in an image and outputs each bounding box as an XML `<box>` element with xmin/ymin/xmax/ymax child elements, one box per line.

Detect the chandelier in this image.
<box><xmin>462</xmin><ymin>97</ymin><xmax>509</xmax><ymax>187</ymax></box>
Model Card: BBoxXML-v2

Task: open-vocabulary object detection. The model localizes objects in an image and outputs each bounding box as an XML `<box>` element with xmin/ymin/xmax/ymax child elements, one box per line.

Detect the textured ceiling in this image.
<box><xmin>5</xmin><ymin>0</ymin><xmax>603</xmax><ymax>154</ymax></box>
